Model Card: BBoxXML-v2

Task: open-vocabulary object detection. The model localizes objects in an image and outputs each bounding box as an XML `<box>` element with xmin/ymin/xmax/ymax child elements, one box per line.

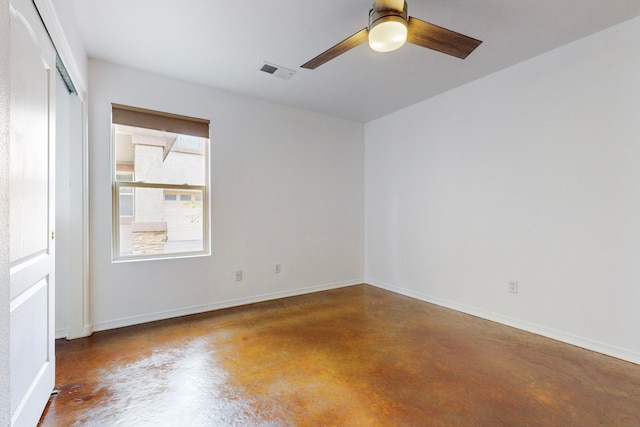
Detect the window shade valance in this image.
<box><xmin>112</xmin><ymin>103</ymin><xmax>210</xmax><ymax>138</ymax></box>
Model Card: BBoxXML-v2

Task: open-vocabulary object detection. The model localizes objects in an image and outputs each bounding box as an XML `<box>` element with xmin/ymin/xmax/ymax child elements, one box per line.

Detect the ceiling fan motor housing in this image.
<box><xmin>369</xmin><ymin>0</ymin><xmax>408</xmax><ymax>28</ymax></box>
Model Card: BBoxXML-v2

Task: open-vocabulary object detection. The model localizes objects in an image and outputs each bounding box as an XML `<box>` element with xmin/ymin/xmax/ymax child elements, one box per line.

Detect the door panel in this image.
<box><xmin>8</xmin><ymin>253</ymin><xmax>49</xmax><ymax>301</ymax></box>
<box><xmin>10</xmin><ymin>281</ymin><xmax>48</xmax><ymax>414</ymax></box>
<box><xmin>9</xmin><ymin>3</ymin><xmax>50</xmax><ymax>264</ymax></box>
<box><xmin>9</xmin><ymin>0</ymin><xmax>56</xmax><ymax>424</ymax></box>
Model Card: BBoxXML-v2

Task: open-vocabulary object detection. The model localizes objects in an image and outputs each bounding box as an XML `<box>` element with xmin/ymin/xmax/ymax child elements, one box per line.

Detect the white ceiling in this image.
<box><xmin>70</xmin><ymin>0</ymin><xmax>640</xmax><ymax>122</ymax></box>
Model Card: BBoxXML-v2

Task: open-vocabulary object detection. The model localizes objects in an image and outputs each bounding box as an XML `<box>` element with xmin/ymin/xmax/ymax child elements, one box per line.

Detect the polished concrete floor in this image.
<box><xmin>40</xmin><ymin>285</ymin><xmax>640</xmax><ymax>426</ymax></box>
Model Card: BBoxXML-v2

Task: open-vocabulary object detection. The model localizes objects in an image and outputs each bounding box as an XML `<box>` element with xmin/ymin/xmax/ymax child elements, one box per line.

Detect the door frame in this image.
<box><xmin>34</xmin><ymin>0</ymin><xmax>91</xmax><ymax>339</ymax></box>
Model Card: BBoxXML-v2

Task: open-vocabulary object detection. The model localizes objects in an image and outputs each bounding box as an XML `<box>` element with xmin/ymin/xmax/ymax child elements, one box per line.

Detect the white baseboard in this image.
<box><xmin>56</xmin><ymin>324</ymin><xmax>93</xmax><ymax>340</ymax></box>
<box><xmin>367</xmin><ymin>279</ymin><xmax>640</xmax><ymax>366</ymax></box>
<box><xmin>91</xmin><ymin>279</ymin><xmax>362</xmax><ymax>333</ymax></box>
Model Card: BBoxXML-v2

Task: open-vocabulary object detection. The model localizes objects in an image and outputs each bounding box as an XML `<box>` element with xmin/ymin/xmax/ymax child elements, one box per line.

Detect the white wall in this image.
<box><xmin>55</xmin><ymin>74</ymin><xmax>71</xmax><ymax>337</ymax></box>
<box><xmin>0</xmin><ymin>0</ymin><xmax>11</xmax><ymax>423</ymax></box>
<box><xmin>365</xmin><ymin>16</ymin><xmax>640</xmax><ymax>364</ymax></box>
<box><xmin>55</xmin><ymin>74</ymin><xmax>84</xmax><ymax>338</ymax></box>
<box><xmin>89</xmin><ymin>60</ymin><xmax>364</xmax><ymax>331</ymax></box>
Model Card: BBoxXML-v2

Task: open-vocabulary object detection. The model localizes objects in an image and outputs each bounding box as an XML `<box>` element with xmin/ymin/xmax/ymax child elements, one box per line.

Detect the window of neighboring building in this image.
<box><xmin>112</xmin><ymin>103</ymin><xmax>210</xmax><ymax>261</ymax></box>
<box><xmin>176</xmin><ymin>136</ymin><xmax>203</xmax><ymax>151</ymax></box>
<box><xmin>116</xmin><ymin>171</ymin><xmax>134</xmax><ymax>217</ymax></box>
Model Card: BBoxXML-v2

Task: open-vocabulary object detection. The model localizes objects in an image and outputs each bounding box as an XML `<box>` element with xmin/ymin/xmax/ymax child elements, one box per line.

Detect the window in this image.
<box><xmin>176</xmin><ymin>136</ymin><xmax>203</xmax><ymax>151</ymax></box>
<box><xmin>116</xmin><ymin>171</ymin><xmax>134</xmax><ymax>217</ymax></box>
<box><xmin>112</xmin><ymin>104</ymin><xmax>210</xmax><ymax>261</ymax></box>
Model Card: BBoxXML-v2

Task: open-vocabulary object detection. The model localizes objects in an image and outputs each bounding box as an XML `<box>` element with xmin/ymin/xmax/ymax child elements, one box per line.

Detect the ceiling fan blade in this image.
<box><xmin>406</xmin><ymin>16</ymin><xmax>482</xmax><ymax>59</ymax></box>
<box><xmin>301</xmin><ymin>28</ymin><xmax>369</xmax><ymax>70</ymax></box>
<box><xmin>374</xmin><ymin>0</ymin><xmax>405</xmax><ymax>12</ymax></box>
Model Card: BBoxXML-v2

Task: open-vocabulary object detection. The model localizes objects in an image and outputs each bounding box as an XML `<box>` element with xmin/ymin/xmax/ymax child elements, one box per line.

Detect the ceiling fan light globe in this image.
<box><xmin>368</xmin><ymin>17</ymin><xmax>408</xmax><ymax>52</ymax></box>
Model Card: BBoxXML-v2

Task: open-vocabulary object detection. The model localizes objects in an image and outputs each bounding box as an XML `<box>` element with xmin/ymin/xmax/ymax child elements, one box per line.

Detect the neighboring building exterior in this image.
<box><xmin>115</xmin><ymin>126</ymin><xmax>205</xmax><ymax>255</ymax></box>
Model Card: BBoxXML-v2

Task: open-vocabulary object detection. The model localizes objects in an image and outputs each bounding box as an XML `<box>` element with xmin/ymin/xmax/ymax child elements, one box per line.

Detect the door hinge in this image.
<box><xmin>51</xmin><ymin>231</ymin><xmax>55</xmax><ymax>240</ymax></box>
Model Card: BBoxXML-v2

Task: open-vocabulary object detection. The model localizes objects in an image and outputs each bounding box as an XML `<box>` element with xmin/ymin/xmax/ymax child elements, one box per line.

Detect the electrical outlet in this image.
<box><xmin>508</xmin><ymin>280</ymin><xmax>518</xmax><ymax>294</ymax></box>
<box><xmin>274</xmin><ymin>263</ymin><xmax>281</xmax><ymax>274</ymax></box>
<box><xmin>235</xmin><ymin>271</ymin><xmax>242</xmax><ymax>281</ymax></box>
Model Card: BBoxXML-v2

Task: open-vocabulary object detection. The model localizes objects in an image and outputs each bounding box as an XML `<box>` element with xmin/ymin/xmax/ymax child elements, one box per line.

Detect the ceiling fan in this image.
<box><xmin>301</xmin><ymin>0</ymin><xmax>482</xmax><ymax>70</ymax></box>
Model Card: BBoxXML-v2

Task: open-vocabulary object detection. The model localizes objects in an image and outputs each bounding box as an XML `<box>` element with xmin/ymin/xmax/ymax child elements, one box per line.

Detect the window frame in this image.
<box><xmin>111</xmin><ymin>104</ymin><xmax>211</xmax><ymax>262</ymax></box>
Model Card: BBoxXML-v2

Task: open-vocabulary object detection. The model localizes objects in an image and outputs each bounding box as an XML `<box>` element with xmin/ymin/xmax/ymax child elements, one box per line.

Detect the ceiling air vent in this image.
<box><xmin>258</xmin><ymin>61</ymin><xmax>296</xmax><ymax>80</ymax></box>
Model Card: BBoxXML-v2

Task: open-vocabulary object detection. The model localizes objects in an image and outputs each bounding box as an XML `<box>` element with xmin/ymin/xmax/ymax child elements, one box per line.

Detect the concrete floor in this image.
<box><xmin>40</xmin><ymin>285</ymin><xmax>640</xmax><ymax>426</ymax></box>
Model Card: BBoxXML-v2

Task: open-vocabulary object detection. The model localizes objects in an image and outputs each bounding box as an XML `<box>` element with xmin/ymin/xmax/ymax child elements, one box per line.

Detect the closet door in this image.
<box><xmin>9</xmin><ymin>0</ymin><xmax>57</xmax><ymax>424</ymax></box>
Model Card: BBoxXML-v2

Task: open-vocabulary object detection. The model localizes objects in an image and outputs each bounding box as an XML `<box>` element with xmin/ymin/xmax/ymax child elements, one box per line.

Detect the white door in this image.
<box><xmin>9</xmin><ymin>0</ymin><xmax>57</xmax><ymax>424</ymax></box>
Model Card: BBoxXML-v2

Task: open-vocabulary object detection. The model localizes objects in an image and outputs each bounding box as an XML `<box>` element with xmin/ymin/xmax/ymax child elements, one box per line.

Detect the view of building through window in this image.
<box><xmin>113</xmin><ymin>118</ymin><xmax>209</xmax><ymax>260</ymax></box>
